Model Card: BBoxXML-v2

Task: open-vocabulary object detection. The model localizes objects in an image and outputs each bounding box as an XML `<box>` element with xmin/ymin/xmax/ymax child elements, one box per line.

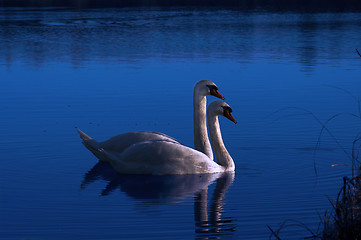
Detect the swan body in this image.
<box><xmin>79</xmin><ymin>101</ymin><xmax>236</xmax><ymax>175</ymax></box>
<box><xmin>103</xmin><ymin>140</ymin><xmax>224</xmax><ymax>175</ymax></box>
<box><xmin>78</xmin><ymin>80</ymin><xmax>224</xmax><ymax>160</ymax></box>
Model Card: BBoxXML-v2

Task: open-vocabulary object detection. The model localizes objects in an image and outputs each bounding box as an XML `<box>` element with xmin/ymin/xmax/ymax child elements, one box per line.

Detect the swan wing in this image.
<box><xmin>78</xmin><ymin>129</ymin><xmax>183</xmax><ymax>162</ymax></box>
<box><xmin>99</xmin><ymin>131</ymin><xmax>182</xmax><ymax>153</ymax></box>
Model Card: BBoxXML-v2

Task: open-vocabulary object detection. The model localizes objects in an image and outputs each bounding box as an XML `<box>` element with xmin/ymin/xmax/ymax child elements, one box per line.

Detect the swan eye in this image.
<box><xmin>207</xmin><ymin>85</ymin><xmax>225</xmax><ymax>100</ymax></box>
<box><xmin>207</xmin><ymin>85</ymin><xmax>218</xmax><ymax>91</ymax></box>
<box><xmin>222</xmin><ymin>106</ymin><xmax>232</xmax><ymax>113</ymax></box>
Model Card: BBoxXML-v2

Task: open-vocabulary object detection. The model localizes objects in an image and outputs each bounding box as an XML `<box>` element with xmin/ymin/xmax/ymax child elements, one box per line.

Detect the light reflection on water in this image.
<box><xmin>0</xmin><ymin>7</ymin><xmax>361</xmax><ymax>240</ymax></box>
<box><xmin>1</xmin><ymin>8</ymin><xmax>361</xmax><ymax>70</ymax></box>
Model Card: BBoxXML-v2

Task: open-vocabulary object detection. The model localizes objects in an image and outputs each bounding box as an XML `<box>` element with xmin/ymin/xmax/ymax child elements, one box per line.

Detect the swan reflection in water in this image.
<box><xmin>81</xmin><ymin>161</ymin><xmax>236</xmax><ymax>238</ymax></box>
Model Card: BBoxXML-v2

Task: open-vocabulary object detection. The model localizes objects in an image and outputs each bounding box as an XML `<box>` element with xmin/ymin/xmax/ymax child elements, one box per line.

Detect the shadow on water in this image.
<box><xmin>81</xmin><ymin>161</ymin><xmax>236</xmax><ymax>239</ymax></box>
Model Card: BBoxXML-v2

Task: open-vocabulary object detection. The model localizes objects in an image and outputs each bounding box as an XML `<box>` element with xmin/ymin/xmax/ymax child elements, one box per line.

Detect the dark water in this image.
<box><xmin>1</xmin><ymin>7</ymin><xmax>361</xmax><ymax>239</ymax></box>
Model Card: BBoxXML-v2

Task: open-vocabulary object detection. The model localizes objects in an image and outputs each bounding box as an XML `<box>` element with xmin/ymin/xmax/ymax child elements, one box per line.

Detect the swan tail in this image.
<box><xmin>77</xmin><ymin>129</ymin><xmax>92</xmax><ymax>140</ymax></box>
<box><xmin>77</xmin><ymin>129</ymin><xmax>109</xmax><ymax>162</ymax></box>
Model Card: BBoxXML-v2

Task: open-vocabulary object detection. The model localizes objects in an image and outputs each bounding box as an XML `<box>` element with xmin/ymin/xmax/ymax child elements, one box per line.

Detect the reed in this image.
<box><xmin>322</xmin><ymin>175</ymin><xmax>361</xmax><ymax>239</ymax></box>
<box><xmin>320</xmin><ymin>83</ymin><xmax>361</xmax><ymax>239</ymax></box>
<box><xmin>268</xmin><ymin>58</ymin><xmax>361</xmax><ymax>238</ymax></box>
<box><xmin>268</xmin><ymin>108</ymin><xmax>361</xmax><ymax>240</ymax></box>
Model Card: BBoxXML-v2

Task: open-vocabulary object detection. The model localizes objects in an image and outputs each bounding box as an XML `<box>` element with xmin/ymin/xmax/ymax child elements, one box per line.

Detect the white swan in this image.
<box><xmin>92</xmin><ymin>100</ymin><xmax>236</xmax><ymax>175</ymax></box>
<box><xmin>77</xmin><ymin>80</ymin><xmax>224</xmax><ymax>161</ymax></box>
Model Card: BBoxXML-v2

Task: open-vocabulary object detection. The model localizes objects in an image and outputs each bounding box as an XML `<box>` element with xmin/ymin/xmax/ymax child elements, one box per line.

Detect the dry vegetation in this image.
<box><xmin>269</xmin><ymin>50</ymin><xmax>361</xmax><ymax>239</ymax></box>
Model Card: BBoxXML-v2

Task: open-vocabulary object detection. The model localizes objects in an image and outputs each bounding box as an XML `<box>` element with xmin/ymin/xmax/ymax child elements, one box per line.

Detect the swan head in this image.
<box><xmin>208</xmin><ymin>100</ymin><xmax>237</xmax><ymax>124</ymax></box>
<box><xmin>195</xmin><ymin>80</ymin><xmax>225</xmax><ymax>100</ymax></box>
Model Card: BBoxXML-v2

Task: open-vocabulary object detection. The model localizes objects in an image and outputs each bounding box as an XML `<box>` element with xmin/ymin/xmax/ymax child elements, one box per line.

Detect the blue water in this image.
<box><xmin>1</xmin><ymin>7</ymin><xmax>361</xmax><ymax>239</ymax></box>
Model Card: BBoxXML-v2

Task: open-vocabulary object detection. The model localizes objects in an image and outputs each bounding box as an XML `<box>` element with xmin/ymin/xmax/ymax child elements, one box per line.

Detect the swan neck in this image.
<box><xmin>207</xmin><ymin>114</ymin><xmax>235</xmax><ymax>171</ymax></box>
<box><xmin>193</xmin><ymin>89</ymin><xmax>213</xmax><ymax>160</ymax></box>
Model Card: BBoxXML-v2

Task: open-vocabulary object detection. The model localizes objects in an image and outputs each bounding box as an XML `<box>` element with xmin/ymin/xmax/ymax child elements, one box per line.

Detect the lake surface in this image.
<box><xmin>1</xmin><ymin>7</ymin><xmax>361</xmax><ymax>240</ymax></box>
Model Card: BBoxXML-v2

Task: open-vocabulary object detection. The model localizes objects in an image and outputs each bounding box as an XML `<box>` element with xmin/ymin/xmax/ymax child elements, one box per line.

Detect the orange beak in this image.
<box><xmin>210</xmin><ymin>88</ymin><xmax>225</xmax><ymax>100</ymax></box>
<box><xmin>224</xmin><ymin>110</ymin><xmax>237</xmax><ymax>124</ymax></box>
